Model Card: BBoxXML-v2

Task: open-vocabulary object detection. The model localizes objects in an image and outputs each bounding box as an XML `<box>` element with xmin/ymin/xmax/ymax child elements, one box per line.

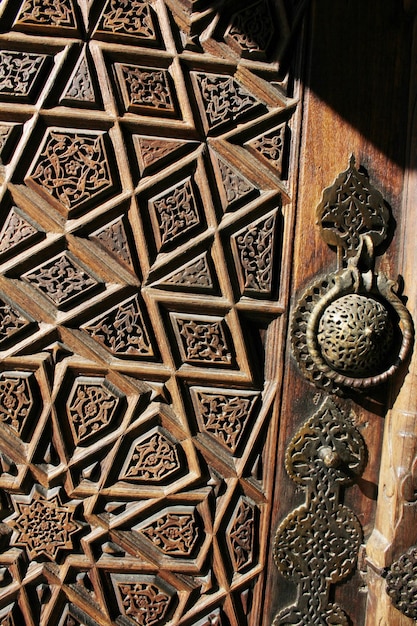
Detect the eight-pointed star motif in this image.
<box><xmin>6</xmin><ymin>485</ymin><xmax>82</xmax><ymax>561</ymax></box>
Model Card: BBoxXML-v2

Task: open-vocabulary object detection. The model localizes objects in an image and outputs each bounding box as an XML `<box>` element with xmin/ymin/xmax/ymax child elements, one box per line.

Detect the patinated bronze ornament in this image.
<box><xmin>386</xmin><ymin>545</ymin><xmax>417</xmax><ymax>619</ymax></box>
<box><xmin>291</xmin><ymin>156</ymin><xmax>413</xmax><ymax>394</ymax></box>
<box><xmin>273</xmin><ymin>398</ymin><xmax>366</xmax><ymax>625</ymax></box>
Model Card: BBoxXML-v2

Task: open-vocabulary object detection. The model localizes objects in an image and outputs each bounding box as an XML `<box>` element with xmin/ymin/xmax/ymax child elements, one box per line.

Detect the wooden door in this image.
<box><xmin>0</xmin><ymin>1</ymin><xmax>414</xmax><ymax>625</ymax></box>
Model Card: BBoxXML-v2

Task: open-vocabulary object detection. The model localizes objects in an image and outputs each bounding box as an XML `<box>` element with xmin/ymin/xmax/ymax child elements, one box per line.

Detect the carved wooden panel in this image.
<box><xmin>0</xmin><ymin>1</ymin><xmax>299</xmax><ymax>624</ymax></box>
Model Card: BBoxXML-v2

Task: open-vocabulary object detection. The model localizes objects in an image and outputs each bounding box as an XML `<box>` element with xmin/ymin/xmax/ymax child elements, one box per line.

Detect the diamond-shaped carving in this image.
<box><xmin>66</xmin><ymin>376</ymin><xmax>123</xmax><ymax>446</ymax></box>
<box><xmin>115</xmin><ymin>63</ymin><xmax>178</xmax><ymax>117</ymax></box>
<box><xmin>0</xmin><ymin>0</ymin><xmax>298</xmax><ymax>623</ymax></box>
<box><xmin>0</xmin><ymin>51</ymin><xmax>50</xmax><ymax>102</ymax></box>
<box><xmin>22</xmin><ymin>251</ymin><xmax>101</xmax><ymax>309</ymax></box>
<box><xmin>0</xmin><ymin>207</ymin><xmax>40</xmax><ymax>258</ymax></box>
<box><xmin>26</xmin><ymin>129</ymin><xmax>116</xmax><ymax>215</ymax></box>
<box><xmin>81</xmin><ymin>294</ymin><xmax>155</xmax><ymax>358</ymax></box>
<box><xmin>171</xmin><ymin>313</ymin><xmax>234</xmax><ymax>366</ymax></box>
<box><xmin>149</xmin><ymin>177</ymin><xmax>202</xmax><ymax>253</ymax></box>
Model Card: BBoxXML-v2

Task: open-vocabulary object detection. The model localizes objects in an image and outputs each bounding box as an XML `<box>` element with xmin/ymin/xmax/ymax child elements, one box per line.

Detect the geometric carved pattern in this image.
<box><xmin>149</xmin><ymin>178</ymin><xmax>201</xmax><ymax>252</ymax></box>
<box><xmin>112</xmin><ymin>576</ymin><xmax>174</xmax><ymax>626</ymax></box>
<box><xmin>82</xmin><ymin>294</ymin><xmax>154</xmax><ymax>357</ymax></box>
<box><xmin>0</xmin><ymin>51</ymin><xmax>50</xmax><ymax>101</ymax></box>
<box><xmin>193</xmin><ymin>72</ymin><xmax>263</xmax><ymax>133</ymax></box>
<box><xmin>66</xmin><ymin>376</ymin><xmax>122</xmax><ymax>445</ymax></box>
<box><xmin>14</xmin><ymin>0</ymin><xmax>78</xmax><ymax>32</ymax></box>
<box><xmin>22</xmin><ymin>251</ymin><xmax>100</xmax><ymax>308</ymax></box>
<box><xmin>0</xmin><ymin>0</ymin><xmax>295</xmax><ymax>624</ymax></box>
<box><xmin>6</xmin><ymin>486</ymin><xmax>80</xmax><ymax>561</ymax></box>
<box><xmin>227</xmin><ymin>497</ymin><xmax>256</xmax><ymax>573</ymax></box>
<box><xmin>140</xmin><ymin>509</ymin><xmax>199</xmax><ymax>556</ymax></box>
<box><xmin>232</xmin><ymin>211</ymin><xmax>278</xmax><ymax>297</ymax></box>
<box><xmin>153</xmin><ymin>253</ymin><xmax>215</xmax><ymax>292</ymax></box>
<box><xmin>0</xmin><ymin>371</ymin><xmax>35</xmax><ymax>435</ymax></box>
<box><xmin>120</xmin><ymin>430</ymin><xmax>181</xmax><ymax>483</ymax></box>
<box><xmin>216</xmin><ymin>154</ymin><xmax>256</xmax><ymax>211</ymax></box>
<box><xmin>172</xmin><ymin>314</ymin><xmax>233</xmax><ymax>366</ymax></box>
<box><xmin>0</xmin><ymin>208</ymin><xmax>39</xmax><ymax>258</ymax></box>
<box><xmin>115</xmin><ymin>63</ymin><xmax>177</xmax><ymax>116</ymax></box>
<box><xmin>225</xmin><ymin>0</ymin><xmax>274</xmax><ymax>60</ymax></box>
<box><xmin>90</xmin><ymin>217</ymin><xmax>134</xmax><ymax>269</ymax></box>
<box><xmin>134</xmin><ymin>136</ymin><xmax>192</xmax><ymax>176</ymax></box>
<box><xmin>191</xmin><ymin>387</ymin><xmax>258</xmax><ymax>453</ymax></box>
<box><xmin>0</xmin><ymin>297</ymin><xmax>32</xmax><ymax>346</ymax></box>
<box><xmin>96</xmin><ymin>0</ymin><xmax>158</xmax><ymax>42</ymax></box>
<box><xmin>60</xmin><ymin>50</ymin><xmax>97</xmax><ymax>107</ymax></box>
<box><xmin>26</xmin><ymin>129</ymin><xmax>115</xmax><ymax>214</ymax></box>
<box><xmin>246</xmin><ymin>124</ymin><xmax>287</xmax><ymax>176</ymax></box>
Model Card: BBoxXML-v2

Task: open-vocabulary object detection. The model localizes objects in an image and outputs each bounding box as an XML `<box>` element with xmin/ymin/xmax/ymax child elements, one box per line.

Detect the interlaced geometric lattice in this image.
<box><xmin>0</xmin><ymin>1</ymin><xmax>296</xmax><ymax>624</ymax></box>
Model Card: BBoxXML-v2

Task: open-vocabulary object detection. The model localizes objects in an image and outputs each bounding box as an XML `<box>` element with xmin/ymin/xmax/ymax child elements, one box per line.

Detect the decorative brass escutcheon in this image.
<box><xmin>291</xmin><ymin>156</ymin><xmax>413</xmax><ymax>394</ymax></box>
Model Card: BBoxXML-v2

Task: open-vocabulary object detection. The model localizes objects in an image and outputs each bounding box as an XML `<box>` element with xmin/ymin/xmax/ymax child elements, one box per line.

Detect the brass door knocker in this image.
<box><xmin>291</xmin><ymin>156</ymin><xmax>413</xmax><ymax>394</ymax></box>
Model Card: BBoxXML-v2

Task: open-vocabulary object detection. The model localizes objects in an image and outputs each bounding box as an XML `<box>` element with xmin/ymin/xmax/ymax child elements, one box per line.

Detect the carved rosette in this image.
<box><xmin>291</xmin><ymin>157</ymin><xmax>413</xmax><ymax>394</ymax></box>
<box><xmin>273</xmin><ymin>398</ymin><xmax>366</xmax><ymax>624</ymax></box>
<box><xmin>6</xmin><ymin>485</ymin><xmax>81</xmax><ymax>561</ymax></box>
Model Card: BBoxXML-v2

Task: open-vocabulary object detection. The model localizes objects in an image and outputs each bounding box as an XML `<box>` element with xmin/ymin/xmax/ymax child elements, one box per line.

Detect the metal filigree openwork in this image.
<box><xmin>291</xmin><ymin>156</ymin><xmax>413</xmax><ymax>394</ymax></box>
<box><xmin>273</xmin><ymin>398</ymin><xmax>366</xmax><ymax>625</ymax></box>
<box><xmin>386</xmin><ymin>545</ymin><xmax>417</xmax><ymax>618</ymax></box>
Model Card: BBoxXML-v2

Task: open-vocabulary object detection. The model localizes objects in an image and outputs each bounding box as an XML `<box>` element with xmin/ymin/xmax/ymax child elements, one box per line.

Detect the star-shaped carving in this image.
<box><xmin>6</xmin><ymin>486</ymin><xmax>82</xmax><ymax>561</ymax></box>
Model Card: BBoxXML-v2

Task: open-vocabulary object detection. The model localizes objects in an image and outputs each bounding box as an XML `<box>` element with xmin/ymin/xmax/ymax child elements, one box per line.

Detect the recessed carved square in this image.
<box><xmin>114</xmin><ymin>63</ymin><xmax>178</xmax><ymax>117</ymax></box>
<box><xmin>148</xmin><ymin>177</ymin><xmax>203</xmax><ymax>253</ymax></box>
<box><xmin>170</xmin><ymin>313</ymin><xmax>235</xmax><ymax>367</ymax></box>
